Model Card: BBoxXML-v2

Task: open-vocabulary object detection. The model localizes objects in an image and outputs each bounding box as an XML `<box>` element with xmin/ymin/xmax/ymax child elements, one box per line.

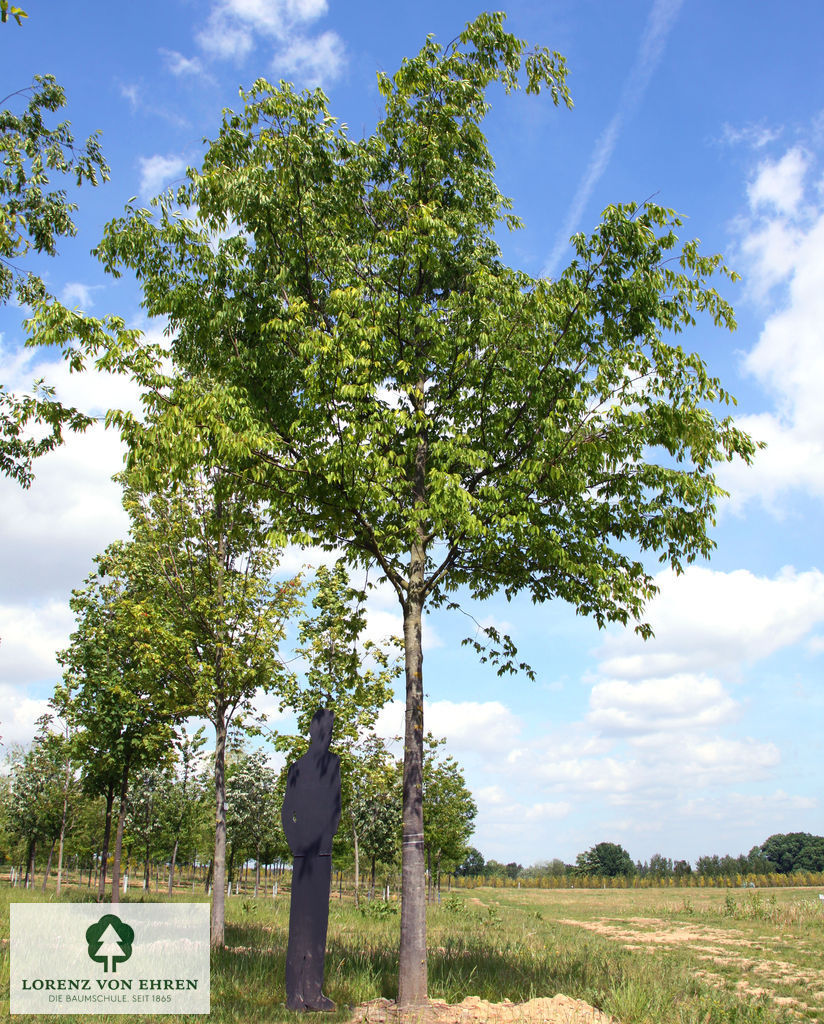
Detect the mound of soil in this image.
<box><xmin>345</xmin><ymin>995</ymin><xmax>619</xmax><ymax>1024</ymax></box>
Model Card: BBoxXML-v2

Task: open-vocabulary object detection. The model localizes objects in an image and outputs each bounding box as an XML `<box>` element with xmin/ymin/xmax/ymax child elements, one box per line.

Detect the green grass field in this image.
<box><xmin>2</xmin><ymin>883</ymin><xmax>822</xmax><ymax>1023</ymax></box>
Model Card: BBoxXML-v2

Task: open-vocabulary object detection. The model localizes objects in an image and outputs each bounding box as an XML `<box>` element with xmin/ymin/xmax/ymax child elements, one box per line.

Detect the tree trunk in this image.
<box><xmin>211</xmin><ymin>706</ymin><xmax>228</xmax><ymax>948</ymax></box>
<box><xmin>42</xmin><ymin>837</ymin><xmax>56</xmax><ymax>892</ymax></box>
<box><xmin>353</xmin><ymin>823</ymin><xmax>360</xmax><ymax>907</ymax></box>
<box><xmin>255</xmin><ymin>846</ymin><xmax>260</xmax><ymax>897</ymax></box>
<box><xmin>398</xmin><ymin>585</ymin><xmax>427</xmax><ymax>1007</ymax></box>
<box><xmin>56</xmin><ymin>753</ymin><xmax>72</xmax><ymax>896</ymax></box>
<box><xmin>98</xmin><ymin>779</ymin><xmax>115</xmax><ymax>901</ymax></box>
<box><xmin>111</xmin><ymin>753</ymin><xmax>131</xmax><ymax>905</ymax></box>
<box><xmin>169</xmin><ymin>838</ymin><xmax>179</xmax><ymax>897</ymax></box>
<box><xmin>24</xmin><ymin>837</ymin><xmax>35</xmax><ymax>888</ymax></box>
<box><xmin>204</xmin><ymin>858</ymin><xmax>213</xmax><ymax>893</ymax></box>
<box><xmin>370</xmin><ymin>854</ymin><xmax>376</xmax><ymax>900</ymax></box>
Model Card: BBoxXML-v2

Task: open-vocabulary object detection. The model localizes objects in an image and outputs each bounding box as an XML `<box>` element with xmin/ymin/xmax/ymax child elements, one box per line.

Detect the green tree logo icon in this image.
<box><xmin>85</xmin><ymin>914</ymin><xmax>135</xmax><ymax>972</ymax></box>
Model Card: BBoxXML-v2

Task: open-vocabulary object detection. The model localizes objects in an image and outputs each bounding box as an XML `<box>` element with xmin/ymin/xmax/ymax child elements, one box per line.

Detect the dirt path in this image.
<box><xmin>559</xmin><ymin>916</ymin><xmax>824</xmax><ymax>1018</ymax></box>
<box><xmin>345</xmin><ymin>995</ymin><xmax>618</xmax><ymax>1024</ymax></box>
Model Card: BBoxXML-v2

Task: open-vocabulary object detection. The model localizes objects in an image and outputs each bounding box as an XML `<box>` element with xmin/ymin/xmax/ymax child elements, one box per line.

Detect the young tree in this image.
<box><xmin>272</xmin><ymin>561</ymin><xmax>401</xmax><ymax>902</ymax></box>
<box><xmin>228</xmin><ymin>746</ymin><xmax>283</xmax><ymax>895</ymax></box>
<box><xmin>159</xmin><ymin>729</ymin><xmax>209</xmax><ymax>896</ymax></box>
<box><xmin>89</xmin><ymin>14</ymin><xmax>758</xmax><ymax>1002</ymax></box>
<box><xmin>423</xmin><ymin>741</ymin><xmax>477</xmax><ymax>897</ymax></box>
<box><xmin>54</xmin><ymin>541</ymin><xmax>181</xmax><ymax>903</ymax></box>
<box><xmin>121</xmin><ymin>465</ymin><xmax>303</xmax><ymax>946</ymax></box>
<box><xmin>5</xmin><ymin>715</ymin><xmax>70</xmax><ymax>887</ymax></box>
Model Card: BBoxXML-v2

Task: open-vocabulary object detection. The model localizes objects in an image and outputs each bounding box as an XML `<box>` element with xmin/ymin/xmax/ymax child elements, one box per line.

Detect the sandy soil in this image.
<box><xmin>345</xmin><ymin>995</ymin><xmax>618</xmax><ymax>1024</ymax></box>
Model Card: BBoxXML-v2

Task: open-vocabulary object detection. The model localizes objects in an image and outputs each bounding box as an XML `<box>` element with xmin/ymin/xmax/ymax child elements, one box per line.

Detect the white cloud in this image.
<box><xmin>597</xmin><ymin>566</ymin><xmax>824</xmax><ymax>679</ymax></box>
<box><xmin>721</xmin><ymin>122</ymin><xmax>782</xmax><ymax>150</ymax></box>
<box><xmin>60</xmin><ymin>282</ymin><xmax>97</xmax><ymax>310</ymax></box>
<box><xmin>159</xmin><ymin>49</ymin><xmax>207</xmax><ymax>78</ymax></box>
<box><xmin>747</xmin><ymin>148</ymin><xmax>808</xmax><ymax>215</ymax></box>
<box><xmin>273</xmin><ymin>31</ymin><xmax>346</xmax><ymax>87</ymax></box>
<box><xmin>120</xmin><ymin>83</ymin><xmax>140</xmax><ymax>112</ymax></box>
<box><xmin>0</xmin><ymin>685</ymin><xmax>52</xmax><ymax>750</ymax></box>
<box><xmin>374</xmin><ymin>698</ymin><xmax>521</xmax><ymax>757</ymax></box>
<box><xmin>0</xmin><ymin>600</ymin><xmax>74</xmax><ymax>686</ymax></box>
<box><xmin>721</xmin><ymin>143</ymin><xmax>824</xmax><ymax>511</ymax></box>
<box><xmin>587</xmin><ymin>674</ymin><xmax>738</xmax><ymax>735</ymax></box>
<box><xmin>196</xmin><ymin>0</ymin><xmax>345</xmax><ymax>84</ymax></box>
<box><xmin>138</xmin><ymin>154</ymin><xmax>187</xmax><ymax>198</ymax></box>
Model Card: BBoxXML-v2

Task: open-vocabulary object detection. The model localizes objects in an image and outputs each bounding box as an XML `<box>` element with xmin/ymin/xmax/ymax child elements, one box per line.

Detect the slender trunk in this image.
<box><xmin>204</xmin><ymin>859</ymin><xmax>213</xmax><ymax>893</ymax></box>
<box><xmin>56</xmin><ymin>754</ymin><xmax>71</xmax><ymax>896</ymax></box>
<box><xmin>23</xmin><ymin>840</ymin><xmax>33</xmax><ymax>887</ymax></box>
<box><xmin>169</xmin><ymin>838</ymin><xmax>179</xmax><ymax>897</ymax></box>
<box><xmin>427</xmin><ymin>846</ymin><xmax>432</xmax><ymax>903</ymax></box>
<box><xmin>353</xmin><ymin>823</ymin><xmax>360</xmax><ymax>907</ymax></box>
<box><xmin>98</xmin><ymin>780</ymin><xmax>115</xmax><ymax>901</ymax></box>
<box><xmin>211</xmin><ymin>706</ymin><xmax>228</xmax><ymax>948</ymax></box>
<box><xmin>370</xmin><ymin>855</ymin><xmax>376</xmax><ymax>900</ymax></box>
<box><xmin>27</xmin><ymin>838</ymin><xmax>36</xmax><ymax>887</ymax></box>
<box><xmin>41</xmin><ymin>838</ymin><xmax>56</xmax><ymax>892</ymax></box>
<box><xmin>255</xmin><ymin>847</ymin><xmax>260</xmax><ymax>897</ymax></box>
<box><xmin>398</xmin><ymin>582</ymin><xmax>427</xmax><ymax>1006</ymax></box>
<box><xmin>111</xmin><ymin>753</ymin><xmax>131</xmax><ymax>905</ymax></box>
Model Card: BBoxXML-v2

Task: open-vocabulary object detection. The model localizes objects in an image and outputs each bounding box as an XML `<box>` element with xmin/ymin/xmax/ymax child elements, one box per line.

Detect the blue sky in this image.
<box><xmin>1</xmin><ymin>0</ymin><xmax>822</xmax><ymax>869</ymax></box>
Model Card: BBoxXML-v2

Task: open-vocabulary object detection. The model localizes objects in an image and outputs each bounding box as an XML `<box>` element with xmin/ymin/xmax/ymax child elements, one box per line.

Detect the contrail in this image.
<box><xmin>543</xmin><ymin>0</ymin><xmax>686</xmax><ymax>278</ymax></box>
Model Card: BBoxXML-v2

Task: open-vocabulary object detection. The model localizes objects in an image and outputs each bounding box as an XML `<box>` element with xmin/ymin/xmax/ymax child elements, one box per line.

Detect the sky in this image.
<box><xmin>1</xmin><ymin>0</ymin><xmax>823</xmax><ymax>870</ymax></box>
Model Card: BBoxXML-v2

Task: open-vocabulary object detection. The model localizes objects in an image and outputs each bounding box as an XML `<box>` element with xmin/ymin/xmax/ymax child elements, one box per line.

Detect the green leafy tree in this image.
<box><xmin>224</xmin><ymin>744</ymin><xmax>281</xmax><ymax>895</ymax></box>
<box><xmin>0</xmin><ymin>63</ymin><xmax>141</xmax><ymax>485</ymax></box>
<box><xmin>124</xmin><ymin>766</ymin><xmax>168</xmax><ymax>891</ymax></box>
<box><xmin>4</xmin><ymin>715</ymin><xmax>71</xmax><ymax>887</ymax></box>
<box><xmin>87</xmin><ymin>14</ymin><xmax>758</xmax><ymax>1001</ymax></box>
<box><xmin>275</xmin><ymin>561</ymin><xmax>400</xmax><ymax>758</ymax></box>
<box><xmin>121</xmin><ymin>464</ymin><xmax>303</xmax><ymax>946</ymax></box>
<box><xmin>349</xmin><ymin>740</ymin><xmax>402</xmax><ymax>901</ymax></box>
<box><xmin>158</xmin><ymin>729</ymin><xmax>209</xmax><ymax>895</ymax></box>
<box><xmin>55</xmin><ymin>542</ymin><xmax>181</xmax><ymax>903</ymax></box>
<box><xmin>576</xmin><ymin>842</ymin><xmax>635</xmax><ymax>878</ymax></box>
<box><xmin>760</xmin><ymin>833</ymin><xmax>824</xmax><ymax>874</ymax></box>
<box><xmin>456</xmin><ymin>847</ymin><xmax>485</xmax><ymax>877</ymax></box>
<box><xmin>423</xmin><ymin>739</ymin><xmax>477</xmax><ymax>896</ymax></box>
<box><xmin>271</xmin><ymin>561</ymin><xmax>401</xmax><ymax>901</ymax></box>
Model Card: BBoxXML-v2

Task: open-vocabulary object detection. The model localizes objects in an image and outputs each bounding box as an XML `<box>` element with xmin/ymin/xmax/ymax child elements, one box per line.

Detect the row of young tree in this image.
<box><xmin>458</xmin><ymin>834</ymin><xmax>824</xmax><ymax>882</ymax></box>
<box><xmin>1</xmin><ymin>700</ymin><xmax>477</xmax><ymax>907</ymax></box>
<box><xmin>2</xmin><ymin>8</ymin><xmax>761</xmax><ymax>1005</ymax></box>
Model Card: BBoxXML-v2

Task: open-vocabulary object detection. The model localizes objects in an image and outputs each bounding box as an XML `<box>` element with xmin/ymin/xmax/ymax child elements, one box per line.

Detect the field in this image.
<box><xmin>2</xmin><ymin>883</ymin><xmax>822</xmax><ymax>1023</ymax></box>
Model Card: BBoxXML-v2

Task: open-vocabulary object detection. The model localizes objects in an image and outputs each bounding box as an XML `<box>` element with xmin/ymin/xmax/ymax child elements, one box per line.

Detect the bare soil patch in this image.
<box><xmin>559</xmin><ymin>916</ymin><xmax>824</xmax><ymax>1018</ymax></box>
<box><xmin>345</xmin><ymin>995</ymin><xmax>618</xmax><ymax>1024</ymax></box>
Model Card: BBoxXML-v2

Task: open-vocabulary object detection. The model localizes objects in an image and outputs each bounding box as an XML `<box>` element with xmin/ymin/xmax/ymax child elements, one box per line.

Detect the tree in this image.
<box><xmin>760</xmin><ymin>833</ymin><xmax>824</xmax><ymax>874</ymax></box>
<box><xmin>224</xmin><ymin>744</ymin><xmax>281</xmax><ymax>896</ymax></box>
<box><xmin>456</xmin><ymin>847</ymin><xmax>485</xmax><ymax>877</ymax></box>
<box><xmin>423</xmin><ymin>739</ymin><xmax>477</xmax><ymax>896</ymax></box>
<box><xmin>120</xmin><ymin>464</ymin><xmax>303</xmax><ymax>946</ymax></box>
<box><xmin>158</xmin><ymin>729</ymin><xmax>209</xmax><ymax>896</ymax></box>
<box><xmin>576</xmin><ymin>842</ymin><xmax>635</xmax><ymax>878</ymax></box>
<box><xmin>4</xmin><ymin>715</ymin><xmax>71</xmax><ymax>887</ymax></box>
<box><xmin>0</xmin><ymin>64</ymin><xmax>140</xmax><ymax>486</ymax></box>
<box><xmin>90</xmin><ymin>14</ymin><xmax>758</xmax><ymax>1003</ymax></box>
<box><xmin>55</xmin><ymin>541</ymin><xmax>181</xmax><ymax>903</ymax></box>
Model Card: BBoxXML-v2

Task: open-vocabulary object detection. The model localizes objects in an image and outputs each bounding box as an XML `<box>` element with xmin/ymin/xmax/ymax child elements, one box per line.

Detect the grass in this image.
<box><xmin>2</xmin><ymin>882</ymin><xmax>822</xmax><ymax>1022</ymax></box>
